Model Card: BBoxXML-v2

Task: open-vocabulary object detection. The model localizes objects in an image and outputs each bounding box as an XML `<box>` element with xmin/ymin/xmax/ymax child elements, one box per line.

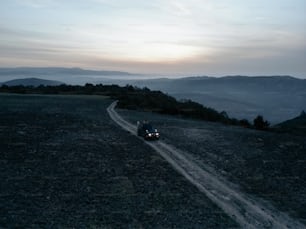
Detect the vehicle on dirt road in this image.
<box><xmin>137</xmin><ymin>121</ymin><xmax>160</xmax><ymax>140</ymax></box>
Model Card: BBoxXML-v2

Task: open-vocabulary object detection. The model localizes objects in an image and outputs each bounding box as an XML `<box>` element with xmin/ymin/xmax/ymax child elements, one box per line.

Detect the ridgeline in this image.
<box><xmin>0</xmin><ymin>83</ymin><xmax>266</xmax><ymax>129</ymax></box>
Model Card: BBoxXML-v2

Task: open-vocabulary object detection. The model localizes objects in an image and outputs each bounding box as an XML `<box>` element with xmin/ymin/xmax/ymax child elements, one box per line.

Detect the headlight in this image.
<box><xmin>148</xmin><ymin>133</ymin><xmax>152</xmax><ymax>137</ymax></box>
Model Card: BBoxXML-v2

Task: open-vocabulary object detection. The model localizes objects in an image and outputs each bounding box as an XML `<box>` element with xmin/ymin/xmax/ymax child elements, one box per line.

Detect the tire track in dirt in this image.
<box><xmin>107</xmin><ymin>101</ymin><xmax>305</xmax><ymax>229</ymax></box>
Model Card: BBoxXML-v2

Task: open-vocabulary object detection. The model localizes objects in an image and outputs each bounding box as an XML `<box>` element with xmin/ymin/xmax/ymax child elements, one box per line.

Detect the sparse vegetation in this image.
<box><xmin>253</xmin><ymin>115</ymin><xmax>270</xmax><ymax>130</ymax></box>
<box><xmin>0</xmin><ymin>84</ymin><xmax>271</xmax><ymax>129</ymax></box>
<box><xmin>274</xmin><ymin>110</ymin><xmax>306</xmax><ymax>135</ymax></box>
<box><xmin>239</xmin><ymin>119</ymin><xmax>252</xmax><ymax>128</ymax></box>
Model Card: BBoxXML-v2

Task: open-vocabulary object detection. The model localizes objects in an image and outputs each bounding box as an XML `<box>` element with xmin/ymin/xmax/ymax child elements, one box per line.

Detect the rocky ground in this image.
<box><xmin>119</xmin><ymin>109</ymin><xmax>306</xmax><ymax>226</ymax></box>
<box><xmin>0</xmin><ymin>94</ymin><xmax>237</xmax><ymax>228</ymax></box>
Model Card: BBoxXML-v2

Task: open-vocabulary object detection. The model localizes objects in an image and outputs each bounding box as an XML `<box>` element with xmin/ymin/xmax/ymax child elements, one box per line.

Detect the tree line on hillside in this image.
<box><xmin>0</xmin><ymin>83</ymin><xmax>270</xmax><ymax>130</ymax></box>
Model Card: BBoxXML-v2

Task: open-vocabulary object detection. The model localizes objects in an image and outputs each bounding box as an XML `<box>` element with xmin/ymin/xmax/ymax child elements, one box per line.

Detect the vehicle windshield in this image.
<box><xmin>143</xmin><ymin>124</ymin><xmax>154</xmax><ymax>132</ymax></box>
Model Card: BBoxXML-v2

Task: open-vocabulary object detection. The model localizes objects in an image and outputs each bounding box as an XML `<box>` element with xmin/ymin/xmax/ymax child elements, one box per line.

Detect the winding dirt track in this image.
<box><xmin>107</xmin><ymin>101</ymin><xmax>305</xmax><ymax>229</ymax></box>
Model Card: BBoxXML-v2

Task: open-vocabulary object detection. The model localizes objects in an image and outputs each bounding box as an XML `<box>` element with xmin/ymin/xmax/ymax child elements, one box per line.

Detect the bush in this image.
<box><xmin>239</xmin><ymin>119</ymin><xmax>252</xmax><ymax>128</ymax></box>
<box><xmin>253</xmin><ymin>115</ymin><xmax>270</xmax><ymax>130</ymax></box>
<box><xmin>0</xmin><ymin>83</ymin><xmax>257</xmax><ymax>128</ymax></box>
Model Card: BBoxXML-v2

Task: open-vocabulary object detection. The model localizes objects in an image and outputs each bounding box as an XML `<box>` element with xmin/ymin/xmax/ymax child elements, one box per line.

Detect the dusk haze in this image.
<box><xmin>1</xmin><ymin>1</ymin><xmax>306</xmax><ymax>228</ymax></box>
<box><xmin>1</xmin><ymin>0</ymin><xmax>305</xmax><ymax>77</ymax></box>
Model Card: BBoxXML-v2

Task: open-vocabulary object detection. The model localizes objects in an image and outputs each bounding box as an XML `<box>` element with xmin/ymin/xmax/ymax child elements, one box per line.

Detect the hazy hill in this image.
<box><xmin>129</xmin><ymin>76</ymin><xmax>306</xmax><ymax>124</ymax></box>
<box><xmin>0</xmin><ymin>67</ymin><xmax>137</xmax><ymax>85</ymax></box>
<box><xmin>1</xmin><ymin>78</ymin><xmax>63</xmax><ymax>87</ymax></box>
<box><xmin>0</xmin><ymin>67</ymin><xmax>133</xmax><ymax>76</ymax></box>
<box><xmin>2</xmin><ymin>69</ymin><xmax>306</xmax><ymax>123</ymax></box>
<box><xmin>274</xmin><ymin>111</ymin><xmax>306</xmax><ymax>135</ymax></box>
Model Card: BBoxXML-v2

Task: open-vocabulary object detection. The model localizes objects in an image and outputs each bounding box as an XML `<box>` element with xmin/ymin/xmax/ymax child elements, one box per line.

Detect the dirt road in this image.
<box><xmin>107</xmin><ymin>101</ymin><xmax>305</xmax><ymax>229</ymax></box>
<box><xmin>0</xmin><ymin>95</ymin><xmax>237</xmax><ymax>228</ymax></box>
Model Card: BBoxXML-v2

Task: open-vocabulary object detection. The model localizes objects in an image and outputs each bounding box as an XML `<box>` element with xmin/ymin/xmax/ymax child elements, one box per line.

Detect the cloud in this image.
<box><xmin>91</xmin><ymin>0</ymin><xmax>155</xmax><ymax>10</ymax></box>
<box><xmin>1</xmin><ymin>0</ymin><xmax>305</xmax><ymax>77</ymax></box>
<box><xmin>168</xmin><ymin>1</ymin><xmax>191</xmax><ymax>16</ymax></box>
<box><xmin>15</xmin><ymin>0</ymin><xmax>55</xmax><ymax>8</ymax></box>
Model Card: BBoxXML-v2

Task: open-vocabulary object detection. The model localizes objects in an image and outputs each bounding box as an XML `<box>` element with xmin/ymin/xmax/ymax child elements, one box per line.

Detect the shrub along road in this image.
<box><xmin>108</xmin><ymin>101</ymin><xmax>305</xmax><ymax>229</ymax></box>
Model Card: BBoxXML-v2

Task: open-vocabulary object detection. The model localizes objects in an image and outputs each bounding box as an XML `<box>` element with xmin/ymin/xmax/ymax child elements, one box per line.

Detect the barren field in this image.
<box><xmin>0</xmin><ymin>94</ymin><xmax>237</xmax><ymax>228</ymax></box>
<box><xmin>119</xmin><ymin>109</ymin><xmax>306</xmax><ymax>226</ymax></box>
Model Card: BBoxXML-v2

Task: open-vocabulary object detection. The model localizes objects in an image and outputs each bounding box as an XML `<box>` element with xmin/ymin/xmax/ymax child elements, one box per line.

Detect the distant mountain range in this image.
<box><xmin>0</xmin><ymin>67</ymin><xmax>138</xmax><ymax>84</ymax></box>
<box><xmin>0</xmin><ymin>78</ymin><xmax>63</xmax><ymax>87</ymax></box>
<box><xmin>0</xmin><ymin>67</ymin><xmax>133</xmax><ymax>76</ymax></box>
<box><xmin>1</xmin><ymin>68</ymin><xmax>305</xmax><ymax>124</ymax></box>
<box><xmin>127</xmin><ymin>75</ymin><xmax>306</xmax><ymax>124</ymax></box>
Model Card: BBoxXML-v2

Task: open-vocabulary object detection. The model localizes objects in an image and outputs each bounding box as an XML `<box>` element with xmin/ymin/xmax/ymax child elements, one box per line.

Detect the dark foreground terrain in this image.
<box><xmin>0</xmin><ymin>94</ymin><xmax>237</xmax><ymax>228</ymax></box>
<box><xmin>119</xmin><ymin>109</ymin><xmax>306</xmax><ymax>226</ymax></box>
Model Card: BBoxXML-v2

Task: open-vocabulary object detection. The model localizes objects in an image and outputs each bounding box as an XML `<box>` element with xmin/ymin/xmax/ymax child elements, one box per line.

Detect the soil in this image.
<box><xmin>0</xmin><ymin>94</ymin><xmax>237</xmax><ymax>228</ymax></box>
<box><xmin>118</xmin><ymin>108</ymin><xmax>306</xmax><ymax>227</ymax></box>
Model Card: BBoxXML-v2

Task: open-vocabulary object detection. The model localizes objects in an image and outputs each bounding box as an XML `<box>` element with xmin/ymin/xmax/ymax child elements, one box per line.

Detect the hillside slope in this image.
<box><xmin>0</xmin><ymin>94</ymin><xmax>236</xmax><ymax>228</ymax></box>
<box><xmin>119</xmin><ymin>108</ymin><xmax>306</xmax><ymax>226</ymax></box>
<box><xmin>129</xmin><ymin>76</ymin><xmax>306</xmax><ymax>124</ymax></box>
<box><xmin>275</xmin><ymin>111</ymin><xmax>306</xmax><ymax>135</ymax></box>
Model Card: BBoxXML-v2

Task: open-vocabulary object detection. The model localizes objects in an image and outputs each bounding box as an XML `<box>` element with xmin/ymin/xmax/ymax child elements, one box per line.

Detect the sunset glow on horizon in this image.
<box><xmin>0</xmin><ymin>0</ymin><xmax>305</xmax><ymax>77</ymax></box>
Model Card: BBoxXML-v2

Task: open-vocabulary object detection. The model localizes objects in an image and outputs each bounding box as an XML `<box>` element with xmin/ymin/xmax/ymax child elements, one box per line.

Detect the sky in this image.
<box><xmin>0</xmin><ymin>0</ymin><xmax>306</xmax><ymax>77</ymax></box>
